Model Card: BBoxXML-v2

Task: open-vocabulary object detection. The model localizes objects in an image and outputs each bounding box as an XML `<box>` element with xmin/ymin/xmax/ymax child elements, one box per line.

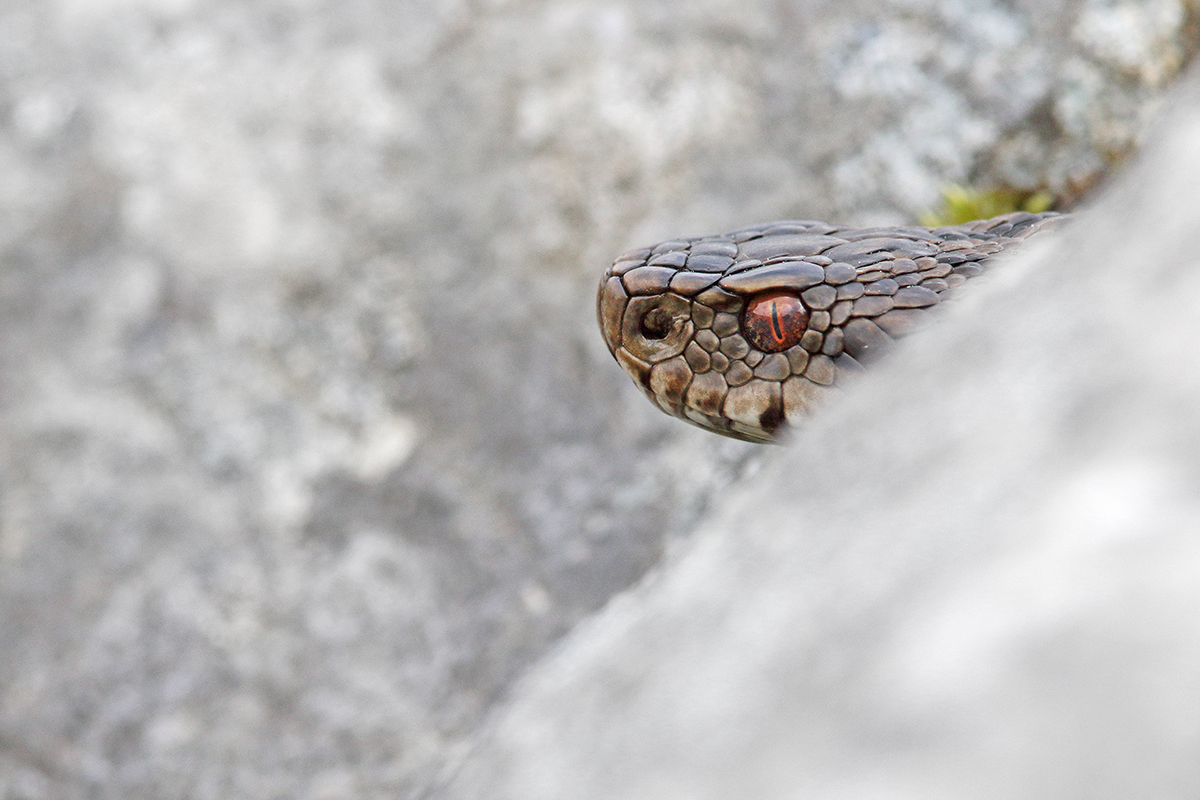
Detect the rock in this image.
<box><xmin>436</xmin><ymin>62</ymin><xmax>1200</xmax><ymax>799</ymax></box>
<box><xmin>0</xmin><ymin>0</ymin><xmax>1195</xmax><ymax>797</ymax></box>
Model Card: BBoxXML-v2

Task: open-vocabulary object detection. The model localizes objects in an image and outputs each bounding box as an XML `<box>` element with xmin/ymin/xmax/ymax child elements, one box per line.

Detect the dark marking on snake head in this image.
<box><xmin>743</xmin><ymin>292</ymin><xmax>809</xmax><ymax>353</ymax></box>
<box><xmin>758</xmin><ymin>401</ymin><xmax>785</xmax><ymax>436</ymax></box>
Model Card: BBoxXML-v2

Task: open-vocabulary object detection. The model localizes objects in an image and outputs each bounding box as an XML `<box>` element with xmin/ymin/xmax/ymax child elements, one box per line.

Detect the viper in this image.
<box><xmin>597</xmin><ymin>212</ymin><xmax>1066</xmax><ymax>442</ymax></box>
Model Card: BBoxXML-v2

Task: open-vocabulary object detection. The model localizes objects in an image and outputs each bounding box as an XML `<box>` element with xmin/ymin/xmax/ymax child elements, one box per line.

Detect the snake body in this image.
<box><xmin>597</xmin><ymin>211</ymin><xmax>1067</xmax><ymax>442</ymax></box>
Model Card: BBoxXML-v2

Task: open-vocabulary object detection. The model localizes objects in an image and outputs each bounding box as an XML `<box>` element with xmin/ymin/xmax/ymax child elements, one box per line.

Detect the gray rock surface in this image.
<box><xmin>438</xmin><ymin>65</ymin><xmax>1200</xmax><ymax>799</ymax></box>
<box><xmin>0</xmin><ymin>1</ymin><xmax>1194</xmax><ymax>798</ymax></box>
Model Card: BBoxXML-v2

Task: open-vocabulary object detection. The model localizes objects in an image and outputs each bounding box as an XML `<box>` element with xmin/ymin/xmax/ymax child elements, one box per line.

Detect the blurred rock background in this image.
<box><xmin>437</xmin><ymin>62</ymin><xmax>1200</xmax><ymax>800</ymax></box>
<box><xmin>0</xmin><ymin>0</ymin><xmax>1195</xmax><ymax>797</ymax></box>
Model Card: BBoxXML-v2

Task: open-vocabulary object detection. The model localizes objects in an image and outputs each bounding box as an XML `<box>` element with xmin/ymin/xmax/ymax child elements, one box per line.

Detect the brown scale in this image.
<box><xmin>597</xmin><ymin>211</ymin><xmax>1069</xmax><ymax>443</ymax></box>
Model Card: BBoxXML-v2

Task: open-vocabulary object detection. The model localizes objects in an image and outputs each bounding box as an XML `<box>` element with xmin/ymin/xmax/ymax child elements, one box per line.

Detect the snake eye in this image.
<box><xmin>639</xmin><ymin>305</ymin><xmax>674</xmax><ymax>339</ymax></box>
<box><xmin>743</xmin><ymin>292</ymin><xmax>808</xmax><ymax>353</ymax></box>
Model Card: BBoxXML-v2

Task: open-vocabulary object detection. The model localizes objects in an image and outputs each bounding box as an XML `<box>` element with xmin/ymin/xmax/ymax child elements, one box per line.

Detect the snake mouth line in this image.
<box><xmin>598</xmin><ymin>212</ymin><xmax>1067</xmax><ymax>442</ymax></box>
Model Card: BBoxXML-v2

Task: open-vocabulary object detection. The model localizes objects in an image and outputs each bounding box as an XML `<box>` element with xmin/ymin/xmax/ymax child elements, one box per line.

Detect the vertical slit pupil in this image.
<box><xmin>742</xmin><ymin>292</ymin><xmax>809</xmax><ymax>354</ymax></box>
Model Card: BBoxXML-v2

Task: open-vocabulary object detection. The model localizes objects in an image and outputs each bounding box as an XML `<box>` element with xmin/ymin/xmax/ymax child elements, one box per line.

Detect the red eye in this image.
<box><xmin>743</xmin><ymin>292</ymin><xmax>808</xmax><ymax>353</ymax></box>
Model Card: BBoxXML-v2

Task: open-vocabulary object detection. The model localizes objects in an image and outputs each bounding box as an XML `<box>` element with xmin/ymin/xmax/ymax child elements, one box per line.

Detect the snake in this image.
<box><xmin>597</xmin><ymin>211</ymin><xmax>1068</xmax><ymax>443</ymax></box>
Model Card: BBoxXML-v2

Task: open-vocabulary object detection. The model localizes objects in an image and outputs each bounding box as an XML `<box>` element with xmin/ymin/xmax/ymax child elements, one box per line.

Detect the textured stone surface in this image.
<box><xmin>0</xmin><ymin>0</ymin><xmax>1195</xmax><ymax>798</ymax></box>
<box><xmin>437</xmin><ymin>63</ymin><xmax>1200</xmax><ymax>799</ymax></box>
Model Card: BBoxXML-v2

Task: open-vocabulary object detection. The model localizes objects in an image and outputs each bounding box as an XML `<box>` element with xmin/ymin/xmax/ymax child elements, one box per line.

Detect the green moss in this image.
<box><xmin>919</xmin><ymin>185</ymin><xmax>1054</xmax><ymax>227</ymax></box>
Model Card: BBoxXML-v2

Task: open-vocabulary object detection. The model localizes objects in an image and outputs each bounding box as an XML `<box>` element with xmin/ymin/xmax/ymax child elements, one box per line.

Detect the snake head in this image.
<box><xmin>598</xmin><ymin>213</ymin><xmax>1065</xmax><ymax>442</ymax></box>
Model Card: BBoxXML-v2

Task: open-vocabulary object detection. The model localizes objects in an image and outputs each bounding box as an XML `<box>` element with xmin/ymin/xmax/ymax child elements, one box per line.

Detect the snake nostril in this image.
<box><xmin>639</xmin><ymin>306</ymin><xmax>674</xmax><ymax>340</ymax></box>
